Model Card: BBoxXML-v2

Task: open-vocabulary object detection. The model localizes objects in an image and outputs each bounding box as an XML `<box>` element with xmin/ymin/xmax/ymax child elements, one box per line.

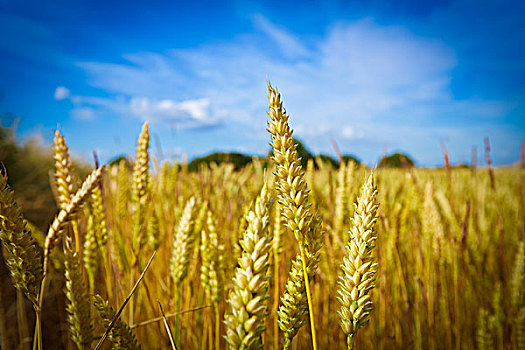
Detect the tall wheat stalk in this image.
<box><xmin>267</xmin><ymin>82</ymin><xmax>323</xmax><ymax>350</ymax></box>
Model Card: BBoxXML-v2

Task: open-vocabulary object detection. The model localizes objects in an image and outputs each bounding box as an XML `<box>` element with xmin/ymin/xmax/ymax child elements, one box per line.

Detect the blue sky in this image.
<box><xmin>0</xmin><ymin>0</ymin><xmax>523</xmax><ymax>166</ymax></box>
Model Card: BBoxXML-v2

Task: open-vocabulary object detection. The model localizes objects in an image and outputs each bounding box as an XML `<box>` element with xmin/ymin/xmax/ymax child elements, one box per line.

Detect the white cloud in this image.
<box><xmin>68</xmin><ymin>16</ymin><xmax>510</xmax><ymax>164</ymax></box>
<box><xmin>341</xmin><ymin>126</ymin><xmax>355</xmax><ymax>139</ymax></box>
<box><xmin>71</xmin><ymin>107</ymin><xmax>95</xmax><ymax>120</ymax></box>
<box><xmin>252</xmin><ymin>15</ymin><xmax>311</xmax><ymax>59</ymax></box>
<box><xmin>129</xmin><ymin>97</ymin><xmax>214</xmax><ymax>126</ymax></box>
<box><xmin>54</xmin><ymin>86</ymin><xmax>70</xmax><ymax>100</ymax></box>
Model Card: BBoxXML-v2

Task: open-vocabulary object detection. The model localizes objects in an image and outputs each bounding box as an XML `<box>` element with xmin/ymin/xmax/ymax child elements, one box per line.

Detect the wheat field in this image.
<box><xmin>1</xmin><ymin>84</ymin><xmax>524</xmax><ymax>349</ymax></box>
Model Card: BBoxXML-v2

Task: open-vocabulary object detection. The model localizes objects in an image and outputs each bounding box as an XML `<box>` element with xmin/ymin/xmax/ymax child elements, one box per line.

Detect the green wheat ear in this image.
<box><xmin>337</xmin><ymin>173</ymin><xmax>379</xmax><ymax>350</ymax></box>
<box><xmin>224</xmin><ymin>182</ymin><xmax>272</xmax><ymax>350</ymax></box>
<box><xmin>0</xmin><ymin>170</ymin><xmax>43</xmax><ymax>309</ymax></box>
<box><xmin>93</xmin><ymin>294</ymin><xmax>141</xmax><ymax>350</ymax></box>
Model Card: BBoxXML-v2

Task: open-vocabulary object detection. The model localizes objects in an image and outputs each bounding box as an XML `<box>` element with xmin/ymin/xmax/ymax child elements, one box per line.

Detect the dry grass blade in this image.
<box><xmin>130</xmin><ymin>305</ymin><xmax>212</xmax><ymax>329</ymax></box>
<box><xmin>158</xmin><ymin>300</ymin><xmax>177</xmax><ymax>350</ymax></box>
<box><xmin>94</xmin><ymin>250</ymin><xmax>156</xmax><ymax>350</ymax></box>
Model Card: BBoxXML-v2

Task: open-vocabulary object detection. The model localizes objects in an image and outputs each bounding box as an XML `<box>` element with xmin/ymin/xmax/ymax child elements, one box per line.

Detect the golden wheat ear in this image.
<box><xmin>337</xmin><ymin>173</ymin><xmax>379</xmax><ymax>350</ymax></box>
<box><xmin>224</xmin><ymin>182</ymin><xmax>272</xmax><ymax>349</ymax></box>
<box><xmin>132</xmin><ymin>121</ymin><xmax>150</xmax><ymax>254</ymax></box>
<box><xmin>44</xmin><ymin>165</ymin><xmax>105</xmax><ymax>276</ymax></box>
<box><xmin>53</xmin><ymin>129</ymin><xmax>78</xmax><ymax>209</ymax></box>
<box><xmin>170</xmin><ymin>196</ymin><xmax>198</xmax><ymax>285</ymax></box>
<box><xmin>267</xmin><ymin>82</ymin><xmax>324</xmax><ymax>350</ymax></box>
<box><xmin>64</xmin><ymin>235</ymin><xmax>93</xmax><ymax>350</ymax></box>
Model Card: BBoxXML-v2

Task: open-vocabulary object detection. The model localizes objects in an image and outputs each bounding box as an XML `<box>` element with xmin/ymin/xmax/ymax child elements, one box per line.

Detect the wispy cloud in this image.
<box><xmin>67</xmin><ymin>16</ymin><xmax>513</xmax><ymax>164</ymax></box>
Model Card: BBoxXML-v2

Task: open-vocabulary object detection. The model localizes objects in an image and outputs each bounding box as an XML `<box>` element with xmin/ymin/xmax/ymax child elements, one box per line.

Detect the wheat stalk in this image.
<box><xmin>272</xmin><ymin>200</ymin><xmax>285</xmax><ymax>350</ymax></box>
<box><xmin>267</xmin><ymin>82</ymin><xmax>323</xmax><ymax>350</ymax></box>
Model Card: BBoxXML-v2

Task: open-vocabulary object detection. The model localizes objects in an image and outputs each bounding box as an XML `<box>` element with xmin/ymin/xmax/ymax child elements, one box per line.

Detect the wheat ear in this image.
<box><xmin>64</xmin><ymin>236</ymin><xmax>93</xmax><ymax>350</ymax></box>
<box><xmin>337</xmin><ymin>174</ymin><xmax>379</xmax><ymax>350</ymax></box>
<box><xmin>53</xmin><ymin>130</ymin><xmax>84</xmax><ymax>254</ymax></box>
<box><xmin>200</xmin><ymin>208</ymin><xmax>225</xmax><ymax>349</ymax></box>
<box><xmin>53</xmin><ymin>130</ymin><xmax>77</xmax><ymax>209</ymax></box>
<box><xmin>132</xmin><ymin>122</ymin><xmax>150</xmax><ymax>254</ymax></box>
<box><xmin>477</xmin><ymin>308</ymin><xmax>494</xmax><ymax>350</ymax></box>
<box><xmin>43</xmin><ymin>165</ymin><xmax>105</xmax><ymax>276</ymax></box>
<box><xmin>224</xmin><ymin>182</ymin><xmax>272</xmax><ymax>349</ymax></box>
<box><xmin>0</xmin><ymin>170</ymin><xmax>44</xmax><ymax>350</ymax></box>
<box><xmin>267</xmin><ymin>82</ymin><xmax>323</xmax><ymax>349</ymax></box>
<box><xmin>277</xmin><ymin>213</ymin><xmax>322</xmax><ymax>349</ymax></box>
<box><xmin>511</xmin><ymin>242</ymin><xmax>525</xmax><ymax>312</ymax></box>
<box><xmin>83</xmin><ymin>214</ymin><xmax>98</xmax><ymax>294</ymax></box>
<box><xmin>272</xmin><ymin>200</ymin><xmax>285</xmax><ymax>350</ymax></box>
<box><xmin>170</xmin><ymin>196</ymin><xmax>198</xmax><ymax>284</ymax></box>
<box><xmin>0</xmin><ymin>170</ymin><xmax>43</xmax><ymax>308</ymax></box>
<box><xmin>93</xmin><ymin>295</ymin><xmax>141</xmax><ymax>350</ymax></box>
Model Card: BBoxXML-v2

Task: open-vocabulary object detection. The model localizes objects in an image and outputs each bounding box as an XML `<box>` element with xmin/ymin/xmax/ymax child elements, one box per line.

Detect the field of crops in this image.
<box><xmin>1</xmin><ymin>85</ymin><xmax>524</xmax><ymax>349</ymax></box>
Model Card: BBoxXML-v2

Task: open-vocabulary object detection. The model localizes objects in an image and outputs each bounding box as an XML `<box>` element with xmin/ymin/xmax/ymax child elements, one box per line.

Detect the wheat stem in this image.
<box><xmin>299</xmin><ymin>242</ymin><xmax>317</xmax><ymax>350</ymax></box>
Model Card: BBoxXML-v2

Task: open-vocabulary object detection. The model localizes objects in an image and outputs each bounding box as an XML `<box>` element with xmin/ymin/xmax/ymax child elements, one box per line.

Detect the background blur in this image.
<box><xmin>1</xmin><ymin>0</ymin><xmax>524</xmax><ymax>168</ymax></box>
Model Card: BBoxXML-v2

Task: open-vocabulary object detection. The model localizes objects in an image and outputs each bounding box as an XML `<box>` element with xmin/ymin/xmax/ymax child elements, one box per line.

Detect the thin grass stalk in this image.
<box><xmin>94</xmin><ymin>250</ymin><xmax>155</xmax><ymax>350</ymax></box>
<box><xmin>158</xmin><ymin>301</ymin><xmax>177</xmax><ymax>350</ymax></box>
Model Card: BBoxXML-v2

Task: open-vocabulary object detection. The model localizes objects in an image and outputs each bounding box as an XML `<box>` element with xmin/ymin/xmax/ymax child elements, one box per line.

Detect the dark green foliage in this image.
<box><xmin>316</xmin><ymin>154</ymin><xmax>338</xmax><ymax>168</ymax></box>
<box><xmin>188</xmin><ymin>152</ymin><xmax>259</xmax><ymax>171</ymax></box>
<box><xmin>293</xmin><ymin>138</ymin><xmax>314</xmax><ymax>169</ymax></box>
<box><xmin>108</xmin><ymin>155</ymin><xmax>132</xmax><ymax>168</ymax></box>
<box><xmin>341</xmin><ymin>154</ymin><xmax>361</xmax><ymax>165</ymax></box>
<box><xmin>378</xmin><ymin>152</ymin><xmax>415</xmax><ymax>168</ymax></box>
